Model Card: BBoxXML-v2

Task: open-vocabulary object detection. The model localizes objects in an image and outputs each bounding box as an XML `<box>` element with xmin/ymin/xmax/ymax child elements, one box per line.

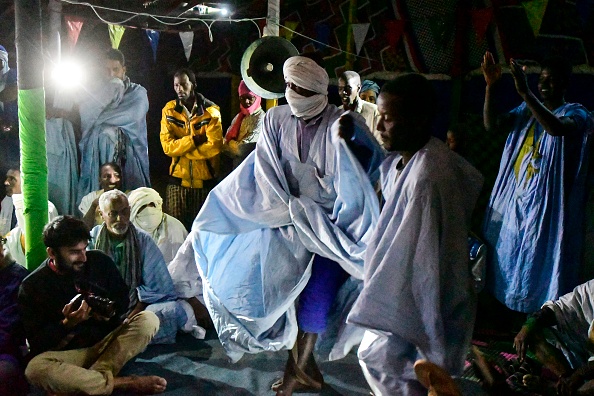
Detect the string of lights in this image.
<box><xmin>57</xmin><ymin>0</ymin><xmax>376</xmax><ymax>61</ymax></box>
<box><xmin>58</xmin><ymin>0</ymin><xmax>264</xmax><ymax>40</ymax></box>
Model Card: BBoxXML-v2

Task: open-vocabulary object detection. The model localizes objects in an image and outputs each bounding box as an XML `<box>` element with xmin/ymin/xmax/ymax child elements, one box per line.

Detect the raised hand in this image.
<box><xmin>337</xmin><ymin>113</ymin><xmax>355</xmax><ymax>141</ymax></box>
<box><xmin>481</xmin><ymin>51</ymin><xmax>501</xmax><ymax>87</ymax></box>
<box><xmin>510</xmin><ymin>58</ymin><xmax>529</xmax><ymax>98</ymax></box>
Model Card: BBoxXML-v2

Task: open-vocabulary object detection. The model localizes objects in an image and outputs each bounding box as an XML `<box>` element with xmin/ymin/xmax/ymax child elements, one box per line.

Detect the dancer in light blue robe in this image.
<box><xmin>193</xmin><ymin>56</ymin><xmax>383</xmax><ymax>395</ymax></box>
<box><xmin>192</xmin><ymin>103</ymin><xmax>383</xmax><ymax>362</ymax></box>
<box><xmin>482</xmin><ymin>52</ymin><xmax>594</xmax><ymax>313</ymax></box>
<box><xmin>78</xmin><ymin>75</ymin><xmax>150</xmax><ymax>202</ymax></box>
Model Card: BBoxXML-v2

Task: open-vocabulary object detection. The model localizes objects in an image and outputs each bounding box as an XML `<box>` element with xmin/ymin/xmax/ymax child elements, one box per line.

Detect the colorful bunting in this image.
<box><xmin>281</xmin><ymin>21</ymin><xmax>299</xmax><ymax>41</ymax></box>
<box><xmin>146</xmin><ymin>30</ymin><xmax>160</xmax><ymax>62</ymax></box>
<box><xmin>64</xmin><ymin>16</ymin><xmax>83</xmax><ymax>48</ymax></box>
<box><xmin>351</xmin><ymin>23</ymin><xmax>370</xmax><ymax>55</ymax></box>
<box><xmin>108</xmin><ymin>24</ymin><xmax>126</xmax><ymax>49</ymax></box>
<box><xmin>470</xmin><ymin>8</ymin><xmax>493</xmax><ymax>44</ymax></box>
<box><xmin>179</xmin><ymin>31</ymin><xmax>194</xmax><ymax>62</ymax></box>
<box><xmin>522</xmin><ymin>0</ymin><xmax>548</xmax><ymax>36</ymax></box>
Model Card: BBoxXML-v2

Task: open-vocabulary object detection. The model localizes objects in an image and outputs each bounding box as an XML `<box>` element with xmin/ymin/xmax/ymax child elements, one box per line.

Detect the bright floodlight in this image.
<box><xmin>220</xmin><ymin>7</ymin><xmax>228</xmax><ymax>16</ymax></box>
<box><xmin>52</xmin><ymin>60</ymin><xmax>84</xmax><ymax>89</ymax></box>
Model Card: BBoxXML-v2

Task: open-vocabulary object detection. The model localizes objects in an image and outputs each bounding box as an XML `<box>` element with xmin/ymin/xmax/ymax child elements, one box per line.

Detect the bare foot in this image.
<box><xmin>113</xmin><ymin>375</ymin><xmax>167</xmax><ymax>394</ymax></box>
<box><xmin>271</xmin><ymin>361</ymin><xmax>323</xmax><ymax>395</ymax></box>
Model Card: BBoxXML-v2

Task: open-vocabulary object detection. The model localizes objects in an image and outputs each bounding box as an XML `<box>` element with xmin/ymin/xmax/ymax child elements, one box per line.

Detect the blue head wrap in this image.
<box><xmin>360</xmin><ymin>80</ymin><xmax>380</xmax><ymax>95</ymax></box>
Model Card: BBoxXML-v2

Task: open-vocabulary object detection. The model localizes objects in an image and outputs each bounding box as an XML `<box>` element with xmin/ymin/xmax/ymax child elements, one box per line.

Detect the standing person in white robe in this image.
<box><xmin>191</xmin><ymin>55</ymin><xmax>384</xmax><ymax>396</ymax></box>
<box><xmin>0</xmin><ymin>167</ymin><xmax>20</xmax><ymax>237</ymax></box>
<box><xmin>347</xmin><ymin>74</ymin><xmax>483</xmax><ymax>396</ymax></box>
<box><xmin>45</xmin><ymin>84</ymin><xmax>78</xmax><ymax>216</ymax></box>
<box><xmin>128</xmin><ymin>187</ymin><xmax>187</xmax><ymax>265</ymax></box>
<box><xmin>338</xmin><ymin>71</ymin><xmax>381</xmax><ymax>146</ymax></box>
<box><xmin>77</xmin><ymin>49</ymin><xmax>150</xmax><ymax>203</ymax></box>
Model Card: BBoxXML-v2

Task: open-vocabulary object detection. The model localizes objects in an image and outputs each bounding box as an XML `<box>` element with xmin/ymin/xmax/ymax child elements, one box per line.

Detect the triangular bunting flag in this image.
<box><xmin>179</xmin><ymin>31</ymin><xmax>194</xmax><ymax>62</ymax></box>
<box><xmin>471</xmin><ymin>8</ymin><xmax>493</xmax><ymax>44</ymax></box>
<box><xmin>428</xmin><ymin>14</ymin><xmax>455</xmax><ymax>47</ymax></box>
<box><xmin>352</xmin><ymin>23</ymin><xmax>370</xmax><ymax>55</ymax></box>
<box><xmin>522</xmin><ymin>0</ymin><xmax>548</xmax><ymax>36</ymax></box>
<box><xmin>146</xmin><ymin>30</ymin><xmax>160</xmax><ymax>62</ymax></box>
<box><xmin>108</xmin><ymin>24</ymin><xmax>126</xmax><ymax>49</ymax></box>
<box><xmin>281</xmin><ymin>21</ymin><xmax>299</xmax><ymax>41</ymax></box>
<box><xmin>385</xmin><ymin>20</ymin><xmax>406</xmax><ymax>49</ymax></box>
<box><xmin>64</xmin><ymin>16</ymin><xmax>83</xmax><ymax>48</ymax></box>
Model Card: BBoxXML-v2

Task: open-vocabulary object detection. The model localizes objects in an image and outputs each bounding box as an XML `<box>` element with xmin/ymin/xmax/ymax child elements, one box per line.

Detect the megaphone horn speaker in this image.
<box><xmin>240</xmin><ymin>36</ymin><xmax>299</xmax><ymax>99</ymax></box>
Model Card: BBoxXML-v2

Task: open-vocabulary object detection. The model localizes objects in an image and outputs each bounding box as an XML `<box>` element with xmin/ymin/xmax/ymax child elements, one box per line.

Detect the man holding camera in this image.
<box><xmin>18</xmin><ymin>216</ymin><xmax>167</xmax><ymax>395</ymax></box>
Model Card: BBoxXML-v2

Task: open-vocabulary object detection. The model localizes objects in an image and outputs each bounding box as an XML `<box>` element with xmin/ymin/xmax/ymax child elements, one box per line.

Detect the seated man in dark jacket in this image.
<box><xmin>19</xmin><ymin>216</ymin><xmax>167</xmax><ymax>395</ymax></box>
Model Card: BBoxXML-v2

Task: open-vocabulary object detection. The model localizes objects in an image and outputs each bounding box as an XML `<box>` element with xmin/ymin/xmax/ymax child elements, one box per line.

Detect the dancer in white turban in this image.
<box><xmin>191</xmin><ymin>55</ymin><xmax>384</xmax><ymax>395</ymax></box>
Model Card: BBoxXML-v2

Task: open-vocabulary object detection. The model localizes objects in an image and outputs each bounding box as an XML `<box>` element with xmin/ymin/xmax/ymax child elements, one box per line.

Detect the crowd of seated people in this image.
<box><xmin>1</xmin><ymin>41</ymin><xmax>594</xmax><ymax>396</ymax></box>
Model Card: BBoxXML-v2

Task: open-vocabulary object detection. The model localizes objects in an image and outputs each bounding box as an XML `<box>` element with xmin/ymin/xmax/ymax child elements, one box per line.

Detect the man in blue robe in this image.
<box><xmin>45</xmin><ymin>83</ymin><xmax>79</xmax><ymax>216</ymax></box>
<box><xmin>482</xmin><ymin>52</ymin><xmax>593</xmax><ymax>314</ymax></box>
<box><xmin>90</xmin><ymin>190</ymin><xmax>191</xmax><ymax>344</ymax></box>
<box><xmin>78</xmin><ymin>49</ymin><xmax>150</xmax><ymax>203</ymax></box>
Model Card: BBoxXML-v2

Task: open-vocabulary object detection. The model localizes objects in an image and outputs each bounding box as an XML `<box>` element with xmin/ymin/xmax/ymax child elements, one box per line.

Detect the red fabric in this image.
<box><xmin>225</xmin><ymin>81</ymin><xmax>261</xmax><ymax>142</ymax></box>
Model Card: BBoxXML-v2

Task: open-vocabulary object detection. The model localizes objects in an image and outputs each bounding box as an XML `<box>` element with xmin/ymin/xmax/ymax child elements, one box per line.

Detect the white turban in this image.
<box><xmin>128</xmin><ymin>187</ymin><xmax>164</xmax><ymax>235</ymax></box>
<box><xmin>283</xmin><ymin>56</ymin><xmax>328</xmax><ymax>95</ymax></box>
<box><xmin>283</xmin><ymin>56</ymin><xmax>329</xmax><ymax>119</ymax></box>
<box><xmin>12</xmin><ymin>194</ymin><xmax>59</xmax><ymax>235</ymax></box>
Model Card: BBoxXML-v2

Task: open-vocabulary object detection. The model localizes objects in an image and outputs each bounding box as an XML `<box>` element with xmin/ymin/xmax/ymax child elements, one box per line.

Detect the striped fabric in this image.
<box><xmin>165</xmin><ymin>184</ymin><xmax>213</xmax><ymax>230</ymax></box>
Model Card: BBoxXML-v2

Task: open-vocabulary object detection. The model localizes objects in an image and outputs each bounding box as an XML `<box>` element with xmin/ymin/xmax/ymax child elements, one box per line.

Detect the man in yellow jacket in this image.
<box><xmin>160</xmin><ymin>68</ymin><xmax>223</xmax><ymax>229</ymax></box>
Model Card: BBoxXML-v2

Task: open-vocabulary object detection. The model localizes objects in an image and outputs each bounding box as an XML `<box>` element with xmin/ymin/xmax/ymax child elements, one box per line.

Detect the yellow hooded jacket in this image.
<box><xmin>160</xmin><ymin>95</ymin><xmax>223</xmax><ymax>188</ymax></box>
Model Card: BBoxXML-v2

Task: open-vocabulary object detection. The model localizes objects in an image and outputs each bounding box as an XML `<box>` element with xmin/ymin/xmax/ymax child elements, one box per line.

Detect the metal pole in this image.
<box><xmin>264</xmin><ymin>0</ymin><xmax>280</xmax><ymax>108</ymax></box>
<box><xmin>15</xmin><ymin>0</ymin><xmax>48</xmax><ymax>270</ymax></box>
<box><xmin>263</xmin><ymin>0</ymin><xmax>280</xmax><ymax>37</ymax></box>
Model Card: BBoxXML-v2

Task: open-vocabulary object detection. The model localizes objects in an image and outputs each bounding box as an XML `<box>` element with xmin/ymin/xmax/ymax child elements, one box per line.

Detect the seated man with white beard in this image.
<box><xmin>90</xmin><ymin>190</ymin><xmax>202</xmax><ymax>343</ymax></box>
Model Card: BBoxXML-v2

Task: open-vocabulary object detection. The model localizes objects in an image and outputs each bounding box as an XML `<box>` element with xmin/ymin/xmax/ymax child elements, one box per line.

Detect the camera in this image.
<box><xmin>70</xmin><ymin>292</ymin><xmax>116</xmax><ymax>319</ymax></box>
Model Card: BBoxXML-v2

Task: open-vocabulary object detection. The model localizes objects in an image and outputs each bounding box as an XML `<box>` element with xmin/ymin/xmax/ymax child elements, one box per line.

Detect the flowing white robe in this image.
<box><xmin>0</xmin><ymin>195</ymin><xmax>13</xmax><ymax>237</ymax></box>
<box><xmin>542</xmin><ymin>280</ymin><xmax>594</xmax><ymax>367</ymax></box>
<box><xmin>192</xmin><ymin>104</ymin><xmax>384</xmax><ymax>362</ymax></box>
<box><xmin>348</xmin><ymin>138</ymin><xmax>483</xmax><ymax>395</ymax></box>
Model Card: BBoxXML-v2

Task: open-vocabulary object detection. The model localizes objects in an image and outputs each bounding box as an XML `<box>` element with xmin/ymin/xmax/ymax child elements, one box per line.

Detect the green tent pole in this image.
<box><xmin>15</xmin><ymin>0</ymin><xmax>48</xmax><ymax>270</ymax></box>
